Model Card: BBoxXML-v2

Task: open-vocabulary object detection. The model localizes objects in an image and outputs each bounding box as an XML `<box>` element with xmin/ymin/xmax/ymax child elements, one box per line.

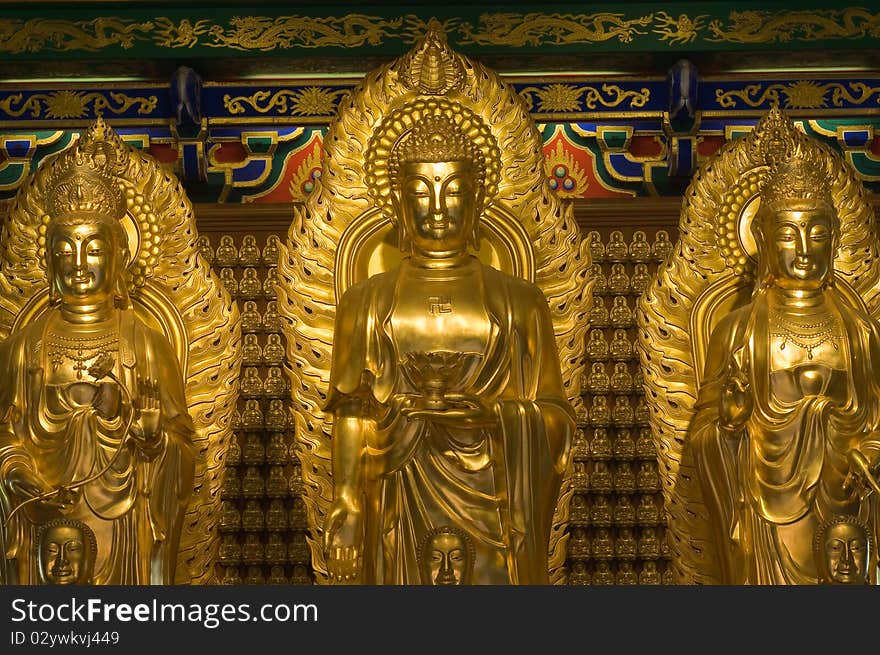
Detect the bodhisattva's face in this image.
<box><xmin>823</xmin><ymin>523</ymin><xmax>869</xmax><ymax>584</ymax></box>
<box><xmin>50</xmin><ymin>222</ymin><xmax>122</xmax><ymax>305</ymax></box>
<box><xmin>427</xmin><ymin>533</ymin><xmax>468</xmax><ymax>585</ymax></box>
<box><xmin>40</xmin><ymin>525</ymin><xmax>92</xmax><ymax>585</ymax></box>
<box><xmin>397</xmin><ymin>160</ymin><xmax>480</xmax><ymax>256</ymax></box>
<box><xmin>760</xmin><ymin>206</ymin><xmax>835</xmax><ymax>289</ymax></box>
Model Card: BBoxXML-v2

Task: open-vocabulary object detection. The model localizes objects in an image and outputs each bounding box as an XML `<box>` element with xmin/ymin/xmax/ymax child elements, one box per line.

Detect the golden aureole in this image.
<box><xmin>0</xmin><ymin>118</ymin><xmax>241</xmax><ymax>585</ymax></box>
<box><xmin>276</xmin><ymin>24</ymin><xmax>591</xmax><ymax>584</ymax></box>
<box><xmin>639</xmin><ymin>107</ymin><xmax>880</xmax><ymax>584</ymax></box>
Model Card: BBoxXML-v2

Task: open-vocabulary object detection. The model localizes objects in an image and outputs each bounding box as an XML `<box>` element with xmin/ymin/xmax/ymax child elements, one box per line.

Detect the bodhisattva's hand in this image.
<box><xmin>131</xmin><ymin>377</ymin><xmax>163</xmax><ymax>453</ymax></box>
<box><xmin>323</xmin><ymin>492</ymin><xmax>363</xmax><ymax>583</ymax></box>
<box><xmin>4</xmin><ymin>466</ymin><xmax>78</xmax><ymax>509</ymax></box>
<box><xmin>401</xmin><ymin>393</ymin><xmax>498</xmax><ymax>428</ymax></box>
<box><xmin>719</xmin><ymin>356</ymin><xmax>752</xmax><ymax>435</ymax></box>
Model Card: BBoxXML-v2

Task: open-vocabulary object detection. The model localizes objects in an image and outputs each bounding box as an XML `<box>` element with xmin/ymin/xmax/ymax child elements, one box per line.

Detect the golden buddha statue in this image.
<box><xmin>0</xmin><ymin>120</ymin><xmax>240</xmax><ymax>585</ymax></box>
<box><xmin>588</xmin><ymin>231</ymin><xmax>605</xmax><ymax>262</ymax></box>
<box><xmin>629</xmin><ymin>230</ymin><xmax>651</xmax><ymax>263</ymax></box>
<box><xmin>261</xmin><ymin>235</ymin><xmax>279</xmax><ymax>267</ymax></box>
<box><xmin>607</xmin><ymin>231</ymin><xmax>628</xmax><ymax>262</ymax></box>
<box><xmin>238</xmin><ymin>235</ymin><xmax>261</xmax><ymax>267</ymax></box>
<box><xmin>263</xmin><ymin>334</ymin><xmax>285</xmax><ymax>365</ymax></box>
<box><xmin>276</xmin><ymin>25</ymin><xmax>590</xmax><ymax>585</ymax></box>
<box><xmin>36</xmin><ymin>518</ymin><xmax>97</xmax><ymax>585</ymax></box>
<box><xmin>640</xmin><ymin>109</ymin><xmax>880</xmax><ymax>584</ymax></box>
<box><xmin>239</xmin><ymin>267</ymin><xmax>262</xmax><ymax>300</ymax></box>
<box><xmin>590</xmin><ymin>264</ymin><xmax>608</xmax><ymax>296</ymax></box>
<box><xmin>196</xmin><ymin>235</ymin><xmax>214</xmax><ymax>265</ymax></box>
<box><xmin>813</xmin><ymin>515</ymin><xmax>873</xmax><ymax>584</ymax></box>
<box><xmin>241</xmin><ymin>333</ymin><xmax>263</xmax><ymax>366</ymax></box>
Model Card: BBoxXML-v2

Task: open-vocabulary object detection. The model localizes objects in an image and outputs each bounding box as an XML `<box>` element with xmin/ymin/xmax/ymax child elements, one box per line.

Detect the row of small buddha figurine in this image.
<box><xmin>220</xmin><ymin>462</ymin><xmax>305</xmax><ymax>499</ymax></box>
<box><xmin>589</xmin><ymin>295</ymin><xmax>637</xmax><ymax>328</ymax></box>
<box><xmin>240</xmin><ymin>366</ymin><xmax>289</xmax><ymax>399</ymax></box>
<box><xmin>592</xmin><ymin>262</ymin><xmax>654</xmax><ymax>297</ymax></box>
<box><xmin>240</xmin><ymin>300</ymin><xmax>283</xmax><ymax>334</ymax></box>
<box><xmin>227</xmin><ymin>431</ymin><xmax>292</xmax><ymax>466</ymax></box>
<box><xmin>581</xmin><ymin>362</ymin><xmax>644</xmax><ymax>396</ymax></box>
<box><xmin>569</xmin><ymin>560</ymin><xmax>672</xmax><ymax>586</ymax></box>
<box><xmin>586</xmin><ymin>328</ymin><xmax>639</xmax><ymax>361</ymax></box>
<box><xmin>219</xmin><ymin>564</ymin><xmax>313</xmax><ymax>586</ymax></box>
<box><xmin>242</xmin><ymin>333</ymin><xmax>286</xmax><ymax>366</ymax></box>
<box><xmin>578</xmin><ymin>396</ymin><xmax>651</xmax><ymax>428</ymax></box>
<box><xmin>568</xmin><ymin>525</ymin><xmax>669</xmax><ymax>561</ymax></box>
<box><xmin>219</xmin><ymin>266</ymin><xmax>279</xmax><ymax>300</ymax></box>
<box><xmin>587</xmin><ymin>229</ymin><xmax>674</xmax><ymax>264</ymax></box>
<box><xmin>570</xmin><ymin>492</ymin><xmax>665</xmax><ymax>527</ymax></box>
<box><xmin>197</xmin><ymin>234</ymin><xmax>281</xmax><ymax>269</ymax></box>
<box><xmin>231</xmin><ymin>398</ymin><xmax>291</xmax><ymax>431</ymax></box>
<box><xmin>217</xmin><ymin>531</ymin><xmax>311</xmax><ymax>566</ymax></box>
<box><xmin>571</xmin><ymin>460</ymin><xmax>661</xmax><ymax>494</ymax></box>
<box><xmin>219</xmin><ymin>497</ymin><xmax>308</xmax><ymax>533</ymax></box>
<box><xmin>572</xmin><ymin>427</ymin><xmax>658</xmax><ymax>461</ymax></box>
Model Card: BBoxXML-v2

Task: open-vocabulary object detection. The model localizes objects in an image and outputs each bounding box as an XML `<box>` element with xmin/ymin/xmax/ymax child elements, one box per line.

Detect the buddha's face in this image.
<box><xmin>425</xmin><ymin>532</ymin><xmax>468</xmax><ymax>585</ymax></box>
<box><xmin>49</xmin><ymin>221</ymin><xmax>123</xmax><ymax>305</ymax></box>
<box><xmin>759</xmin><ymin>205</ymin><xmax>835</xmax><ymax>289</ymax></box>
<box><xmin>822</xmin><ymin>522</ymin><xmax>869</xmax><ymax>584</ymax></box>
<box><xmin>39</xmin><ymin>524</ymin><xmax>93</xmax><ymax>585</ymax></box>
<box><xmin>397</xmin><ymin>160</ymin><xmax>480</xmax><ymax>256</ymax></box>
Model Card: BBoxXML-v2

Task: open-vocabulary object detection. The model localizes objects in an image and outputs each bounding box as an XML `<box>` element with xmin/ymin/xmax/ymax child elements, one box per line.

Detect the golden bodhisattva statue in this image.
<box><xmin>0</xmin><ymin>119</ymin><xmax>240</xmax><ymax>585</ymax></box>
<box><xmin>277</xmin><ymin>25</ymin><xmax>591</xmax><ymax>584</ymax></box>
<box><xmin>640</xmin><ymin>108</ymin><xmax>880</xmax><ymax>584</ymax></box>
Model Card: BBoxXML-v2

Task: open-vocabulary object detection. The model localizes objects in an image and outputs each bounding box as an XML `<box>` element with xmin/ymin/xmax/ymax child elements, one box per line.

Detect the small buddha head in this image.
<box><xmin>418</xmin><ymin>525</ymin><xmax>474</xmax><ymax>586</ymax></box>
<box><xmin>814</xmin><ymin>515</ymin><xmax>872</xmax><ymax>584</ymax></box>
<box><xmin>36</xmin><ymin>518</ymin><xmax>97</xmax><ymax>585</ymax></box>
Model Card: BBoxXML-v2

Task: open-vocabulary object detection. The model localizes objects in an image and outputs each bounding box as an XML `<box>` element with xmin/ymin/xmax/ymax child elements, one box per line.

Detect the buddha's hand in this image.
<box><xmin>719</xmin><ymin>355</ymin><xmax>752</xmax><ymax>435</ymax></box>
<box><xmin>131</xmin><ymin>377</ymin><xmax>163</xmax><ymax>454</ymax></box>
<box><xmin>323</xmin><ymin>493</ymin><xmax>363</xmax><ymax>583</ymax></box>
<box><xmin>401</xmin><ymin>392</ymin><xmax>499</xmax><ymax>428</ymax></box>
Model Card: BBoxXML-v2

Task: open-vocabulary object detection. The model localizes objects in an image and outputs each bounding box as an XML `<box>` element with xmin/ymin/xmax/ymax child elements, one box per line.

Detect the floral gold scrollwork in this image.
<box><xmin>0</xmin><ymin>91</ymin><xmax>158</xmax><ymax>120</ymax></box>
<box><xmin>519</xmin><ymin>83</ymin><xmax>650</xmax><ymax>113</ymax></box>
<box><xmin>223</xmin><ymin>88</ymin><xmax>350</xmax><ymax>117</ymax></box>
<box><xmin>457</xmin><ymin>12</ymin><xmax>653</xmax><ymax>46</ymax></box>
<box><xmin>716</xmin><ymin>81</ymin><xmax>880</xmax><ymax>110</ymax></box>
<box><xmin>706</xmin><ymin>8</ymin><xmax>880</xmax><ymax>44</ymax></box>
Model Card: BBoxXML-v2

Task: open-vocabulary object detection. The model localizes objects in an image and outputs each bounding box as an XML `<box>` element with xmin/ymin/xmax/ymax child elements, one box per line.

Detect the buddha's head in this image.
<box><xmin>814</xmin><ymin>515</ymin><xmax>872</xmax><ymax>584</ymax></box>
<box><xmin>418</xmin><ymin>525</ymin><xmax>474</xmax><ymax>585</ymax></box>
<box><xmin>753</xmin><ymin>158</ymin><xmax>837</xmax><ymax>290</ymax></box>
<box><xmin>389</xmin><ymin>115</ymin><xmax>487</xmax><ymax>258</ymax></box>
<box><xmin>36</xmin><ymin>518</ymin><xmax>97</xmax><ymax>585</ymax></box>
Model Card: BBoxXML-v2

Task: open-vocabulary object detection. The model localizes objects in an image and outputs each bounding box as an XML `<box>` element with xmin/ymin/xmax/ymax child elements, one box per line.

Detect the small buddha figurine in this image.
<box><xmin>218</xmin><ymin>535</ymin><xmax>241</xmax><ymax>564</ymax></box>
<box><xmin>629</xmin><ymin>230</ymin><xmax>651</xmax><ymax>262</ymax></box>
<box><xmin>241</xmin><ymin>367</ymin><xmax>265</xmax><ymax>398</ymax></box>
<box><xmin>288</xmin><ymin>532</ymin><xmax>310</xmax><ymax>563</ymax></box>
<box><xmin>418</xmin><ymin>525</ymin><xmax>475</xmax><ymax>585</ymax></box>
<box><xmin>244</xmin><ymin>565</ymin><xmax>265</xmax><ymax>585</ymax></box>
<box><xmin>242</xmin><ymin>500</ymin><xmax>264</xmax><ymax>532</ymax></box>
<box><xmin>241</xmin><ymin>399</ymin><xmax>265</xmax><ymax>430</ymax></box>
<box><xmin>219</xmin><ymin>501</ymin><xmax>242</xmax><ymax>532</ymax></box>
<box><xmin>588</xmin><ymin>230</ymin><xmax>605</xmax><ymax>262</ymax></box>
<box><xmin>266</xmin><ymin>499</ymin><xmax>288</xmax><ymax>532</ymax></box>
<box><xmin>263</xmin><ymin>333</ymin><xmax>285</xmax><ymax>365</ymax></box>
<box><xmin>630</xmin><ymin>263</ymin><xmax>651</xmax><ymax>295</ymax></box>
<box><xmin>572</xmin><ymin>427</ymin><xmax>590</xmax><ymax>459</ymax></box>
<box><xmin>289</xmin><ymin>497</ymin><xmax>307</xmax><ymax>528</ymax></box>
<box><xmin>570</xmin><ymin>494</ymin><xmax>590</xmax><ymax>525</ymax></box>
<box><xmin>637</xmin><ymin>461</ymin><xmax>660</xmax><ymax>492</ymax></box>
<box><xmin>242</xmin><ymin>433</ymin><xmax>265</xmax><ymax>464</ymax></box>
<box><xmin>571</xmin><ymin>461</ymin><xmax>589</xmax><ymax>491</ymax></box>
<box><xmin>288</xmin><ymin>463</ymin><xmax>305</xmax><ymax>496</ymax></box>
<box><xmin>590</xmin><ymin>264</ymin><xmax>608</xmax><ymax>295</ymax></box>
<box><xmin>221</xmin><ymin>469</ymin><xmax>242</xmax><ymax>499</ymax></box>
<box><xmin>813</xmin><ymin>515</ymin><xmax>872</xmax><ymax>585</ymax></box>
<box><xmin>220</xmin><ymin>566</ymin><xmax>242</xmax><ymax>585</ymax></box>
<box><xmin>265</xmin><ymin>399</ymin><xmax>288</xmax><ymax>430</ymax></box>
<box><xmin>632</xmin><ymin>367</ymin><xmax>644</xmax><ymax>393</ymax></box>
<box><xmin>588</xmin><ymin>362</ymin><xmax>610</xmax><ymax>394</ymax></box>
<box><xmin>567</xmin><ymin>527</ymin><xmax>590</xmax><ymax>559</ymax></box>
<box><xmin>291</xmin><ymin>563</ymin><xmax>312</xmax><ymax>585</ymax></box>
<box><xmin>589</xmin><ymin>427</ymin><xmax>613</xmax><ymax>460</ymax></box>
<box><xmin>196</xmin><ymin>234</ymin><xmax>214</xmax><ymax>264</ymax></box>
<box><xmin>587</xmin><ymin>329</ymin><xmax>610</xmax><ymax>361</ymax></box>
<box><xmin>590</xmin><ymin>461</ymin><xmax>613</xmax><ymax>493</ymax></box>
<box><xmin>238</xmin><ymin>234</ymin><xmax>261</xmax><ymax>267</ymax></box>
<box><xmin>634</xmin><ymin>397</ymin><xmax>650</xmax><ymax>426</ymax></box>
<box><xmin>231</xmin><ymin>409</ymin><xmax>242</xmax><ymax>431</ymax></box>
<box><xmin>635</xmin><ymin>428</ymin><xmax>656</xmax><ymax>459</ymax></box>
<box><xmin>261</xmin><ymin>234</ymin><xmax>280</xmax><ymax>267</ymax></box>
<box><xmin>660</xmin><ymin>531</ymin><xmax>672</xmax><ymax>559</ymax></box>
<box><xmin>226</xmin><ymin>436</ymin><xmax>242</xmax><ymax>466</ymax></box>
<box><xmin>606</xmin><ymin>230</ymin><xmax>628</xmax><ymax>262</ymax></box>
<box><xmin>266</xmin><ymin>433</ymin><xmax>288</xmax><ymax>464</ymax></box>
<box><xmin>241</xmin><ymin>301</ymin><xmax>263</xmax><ymax>333</ymax></box>
<box><xmin>616</xmin><ymin>560</ymin><xmax>639</xmax><ymax>585</ymax></box>
<box><xmin>576</xmin><ymin>405</ymin><xmax>589</xmax><ymax>427</ymax></box>
<box><xmin>266</xmin><ymin>533</ymin><xmax>288</xmax><ymax>564</ymax></box>
<box><xmin>636</xmin><ymin>495</ymin><xmax>660</xmax><ymax>525</ymax></box>
<box><xmin>242</xmin><ymin>333</ymin><xmax>263</xmax><ymax>366</ymax></box>
<box><xmin>613</xmin><ymin>495</ymin><xmax>636</xmax><ymax>527</ymax></box>
<box><xmin>662</xmin><ymin>565</ymin><xmax>675</xmax><ymax>585</ymax></box>
<box><xmin>219</xmin><ymin>267</ymin><xmax>238</xmax><ymax>298</ymax></box>
<box><xmin>589</xmin><ymin>297</ymin><xmax>610</xmax><ymax>327</ymax></box>
<box><xmin>608</xmin><ymin>263</ymin><xmax>630</xmax><ymax>295</ymax></box>
<box><xmin>616</xmin><ymin>527</ymin><xmax>638</xmax><ymax>560</ymax></box>
<box><xmin>638</xmin><ymin>527</ymin><xmax>661</xmax><ymax>559</ymax></box>
<box><xmin>36</xmin><ymin>519</ymin><xmax>97</xmax><ymax>585</ymax></box>
<box><xmin>612</xmin><ymin>397</ymin><xmax>634</xmax><ymax>427</ymax></box>
<box><xmin>592</xmin><ymin>528</ymin><xmax>614</xmax><ymax>559</ymax></box>
<box><xmin>242</xmin><ymin>534</ymin><xmax>264</xmax><ymax>565</ymax></box>
<box><xmin>242</xmin><ymin>466</ymin><xmax>265</xmax><ymax>498</ymax></box>
<box><xmin>650</xmin><ymin>229</ymin><xmax>672</xmax><ymax>262</ymax></box>
<box><xmin>609</xmin><ymin>295</ymin><xmax>633</xmax><ymax>328</ymax></box>
<box><xmin>609</xmin><ymin>329</ymin><xmax>633</xmax><ymax>360</ymax></box>
<box><xmin>264</xmin><ymin>366</ymin><xmax>287</xmax><ymax>398</ymax></box>
<box><xmin>268</xmin><ymin>565</ymin><xmax>288</xmax><ymax>585</ymax></box>
<box><xmin>613</xmin><ymin>428</ymin><xmax>636</xmax><ymax>460</ymax></box>
<box><xmin>639</xmin><ymin>560</ymin><xmax>662</xmax><ymax>585</ymax></box>
<box><xmin>590</xmin><ymin>495</ymin><xmax>613</xmax><ymax>526</ymax></box>
<box><xmin>589</xmin><ymin>396</ymin><xmax>611</xmax><ymax>427</ymax></box>
<box><xmin>262</xmin><ymin>300</ymin><xmax>281</xmax><ymax>333</ymax></box>
<box><xmin>267</xmin><ymin>465</ymin><xmax>288</xmax><ymax>498</ymax></box>
<box><xmin>215</xmin><ymin>235</ymin><xmax>239</xmax><ymax>267</ymax></box>
<box><xmin>262</xmin><ymin>267</ymin><xmax>278</xmax><ymax>299</ymax></box>
<box><xmin>568</xmin><ymin>561</ymin><xmax>590</xmax><ymax>585</ymax></box>
<box><xmin>614</xmin><ymin>463</ymin><xmax>637</xmax><ymax>494</ymax></box>
<box><xmin>592</xmin><ymin>560</ymin><xmax>615</xmax><ymax>585</ymax></box>
<box><xmin>610</xmin><ymin>362</ymin><xmax>634</xmax><ymax>395</ymax></box>
<box><xmin>238</xmin><ymin>267</ymin><xmax>262</xmax><ymax>300</ymax></box>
